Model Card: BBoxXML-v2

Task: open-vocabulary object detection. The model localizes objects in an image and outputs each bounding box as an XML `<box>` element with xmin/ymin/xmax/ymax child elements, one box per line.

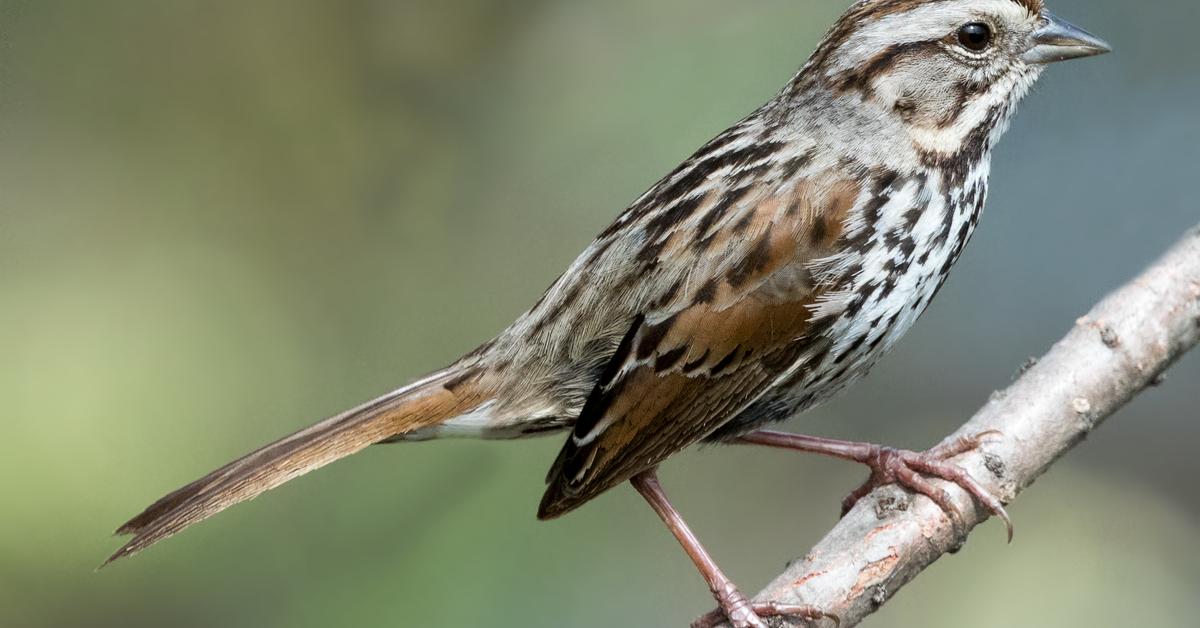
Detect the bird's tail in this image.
<box><xmin>103</xmin><ymin>366</ymin><xmax>489</xmax><ymax>567</ymax></box>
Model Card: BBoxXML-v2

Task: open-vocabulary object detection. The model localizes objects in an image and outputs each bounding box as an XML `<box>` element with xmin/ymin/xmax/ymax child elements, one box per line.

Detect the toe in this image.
<box><xmin>894</xmin><ymin>463</ymin><xmax>965</xmax><ymax>530</ymax></box>
<box><xmin>926</xmin><ymin>430</ymin><xmax>1000</xmax><ymax>459</ymax></box>
<box><xmin>903</xmin><ymin>454</ymin><xmax>1013</xmax><ymax>541</ymax></box>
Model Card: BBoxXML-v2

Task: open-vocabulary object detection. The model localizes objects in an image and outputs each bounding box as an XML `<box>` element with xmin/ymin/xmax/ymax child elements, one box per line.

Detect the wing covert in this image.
<box><xmin>537</xmin><ymin>173</ymin><xmax>861</xmax><ymax>518</ymax></box>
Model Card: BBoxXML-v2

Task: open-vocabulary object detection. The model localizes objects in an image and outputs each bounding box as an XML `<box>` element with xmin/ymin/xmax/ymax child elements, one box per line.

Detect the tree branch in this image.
<box><xmin>717</xmin><ymin>225</ymin><xmax>1200</xmax><ymax>627</ymax></box>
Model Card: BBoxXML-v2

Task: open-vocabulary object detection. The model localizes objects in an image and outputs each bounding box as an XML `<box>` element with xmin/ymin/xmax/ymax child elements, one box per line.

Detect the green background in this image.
<box><xmin>2</xmin><ymin>1</ymin><xmax>1197</xmax><ymax>626</ymax></box>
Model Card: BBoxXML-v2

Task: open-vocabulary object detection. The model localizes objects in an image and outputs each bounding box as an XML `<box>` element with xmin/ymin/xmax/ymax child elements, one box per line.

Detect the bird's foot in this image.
<box><xmin>838</xmin><ymin>432</ymin><xmax>1012</xmax><ymax>540</ymax></box>
<box><xmin>739</xmin><ymin>430</ymin><xmax>1011</xmax><ymax>541</ymax></box>
<box><xmin>692</xmin><ymin>597</ymin><xmax>834</xmax><ymax>628</ymax></box>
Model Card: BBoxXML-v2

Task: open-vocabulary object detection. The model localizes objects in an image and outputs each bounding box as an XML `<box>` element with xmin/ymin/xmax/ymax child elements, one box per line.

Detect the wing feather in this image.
<box><xmin>538</xmin><ymin>172</ymin><xmax>861</xmax><ymax>518</ymax></box>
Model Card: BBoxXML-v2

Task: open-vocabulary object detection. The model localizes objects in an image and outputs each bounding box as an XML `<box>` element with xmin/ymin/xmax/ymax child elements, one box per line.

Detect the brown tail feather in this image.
<box><xmin>103</xmin><ymin>368</ymin><xmax>486</xmax><ymax>567</ymax></box>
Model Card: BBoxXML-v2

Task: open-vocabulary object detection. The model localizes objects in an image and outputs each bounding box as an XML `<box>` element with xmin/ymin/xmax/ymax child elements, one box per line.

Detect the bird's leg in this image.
<box><xmin>631</xmin><ymin>470</ymin><xmax>831</xmax><ymax>628</ymax></box>
<box><xmin>737</xmin><ymin>430</ymin><xmax>1012</xmax><ymax>540</ymax></box>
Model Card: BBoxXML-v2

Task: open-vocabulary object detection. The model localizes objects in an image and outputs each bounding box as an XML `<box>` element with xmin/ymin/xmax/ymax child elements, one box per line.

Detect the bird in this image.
<box><xmin>104</xmin><ymin>1</ymin><xmax>1110</xmax><ymax>626</ymax></box>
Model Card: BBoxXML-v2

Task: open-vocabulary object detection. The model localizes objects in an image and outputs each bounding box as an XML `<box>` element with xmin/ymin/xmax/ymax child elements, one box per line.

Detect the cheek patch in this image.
<box><xmin>872</xmin><ymin>54</ymin><xmax>975</xmax><ymax>128</ymax></box>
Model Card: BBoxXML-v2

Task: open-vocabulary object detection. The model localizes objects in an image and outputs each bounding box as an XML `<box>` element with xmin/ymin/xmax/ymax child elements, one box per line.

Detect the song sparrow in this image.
<box><xmin>106</xmin><ymin>1</ymin><xmax>1109</xmax><ymax>626</ymax></box>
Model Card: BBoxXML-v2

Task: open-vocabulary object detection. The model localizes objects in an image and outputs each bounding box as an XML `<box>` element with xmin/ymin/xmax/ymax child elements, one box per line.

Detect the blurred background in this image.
<box><xmin>2</xmin><ymin>1</ymin><xmax>1197</xmax><ymax>626</ymax></box>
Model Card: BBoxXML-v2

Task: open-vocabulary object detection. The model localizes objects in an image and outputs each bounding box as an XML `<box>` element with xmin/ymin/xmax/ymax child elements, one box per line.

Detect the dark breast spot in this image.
<box><xmin>832</xmin><ymin>334</ymin><xmax>869</xmax><ymax>365</ymax></box>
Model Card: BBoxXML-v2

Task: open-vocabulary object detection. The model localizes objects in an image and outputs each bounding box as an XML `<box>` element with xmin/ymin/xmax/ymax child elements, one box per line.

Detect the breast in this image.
<box><xmin>712</xmin><ymin>166</ymin><xmax>989</xmax><ymax>437</ymax></box>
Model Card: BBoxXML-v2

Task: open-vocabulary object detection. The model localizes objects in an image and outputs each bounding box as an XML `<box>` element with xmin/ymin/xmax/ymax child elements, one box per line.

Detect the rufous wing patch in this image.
<box><xmin>537</xmin><ymin>169</ymin><xmax>863</xmax><ymax>519</ymax></box>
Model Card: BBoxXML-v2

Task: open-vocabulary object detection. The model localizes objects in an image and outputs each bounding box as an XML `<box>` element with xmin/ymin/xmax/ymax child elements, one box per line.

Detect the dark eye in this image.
<box><xmin>957</xmin><ymin>22</ymin><xmax>993</xmax><ymax>51</ymax></box>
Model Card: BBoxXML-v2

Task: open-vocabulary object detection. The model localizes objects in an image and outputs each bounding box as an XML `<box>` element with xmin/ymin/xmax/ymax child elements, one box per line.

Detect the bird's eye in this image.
<box><xmin>957</xmin><ymin>22</ymin><xmax>993</xmax><ymax>52</ymax></box>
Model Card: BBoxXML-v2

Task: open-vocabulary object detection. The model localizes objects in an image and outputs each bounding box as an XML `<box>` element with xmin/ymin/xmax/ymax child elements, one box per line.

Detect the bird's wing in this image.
<box><xmin>538</xmin><ymin>167</ymin><xmax>863</xmax><ymax>519</ymax></box>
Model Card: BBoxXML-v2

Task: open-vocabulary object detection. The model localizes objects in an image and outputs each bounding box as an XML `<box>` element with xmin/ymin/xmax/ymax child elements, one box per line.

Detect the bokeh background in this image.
<box><xmin>2</xmin><ymin>1</ymin><xmax>1197</xmax><ymax>627</ymax></box>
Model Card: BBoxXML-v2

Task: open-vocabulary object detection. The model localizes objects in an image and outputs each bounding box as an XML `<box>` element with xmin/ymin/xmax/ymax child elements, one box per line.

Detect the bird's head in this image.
<box><xmin>793</xmin><ymin>0</ymin><xmax>1110</xmax><ymax>157</ymax></box>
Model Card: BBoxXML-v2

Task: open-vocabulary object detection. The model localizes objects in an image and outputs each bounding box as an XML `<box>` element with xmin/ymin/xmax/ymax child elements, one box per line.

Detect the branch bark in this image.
<box><xmin>719</xmin><ymin>225</ymin><xmax>1200</xmax><ymax>627</ymax></box>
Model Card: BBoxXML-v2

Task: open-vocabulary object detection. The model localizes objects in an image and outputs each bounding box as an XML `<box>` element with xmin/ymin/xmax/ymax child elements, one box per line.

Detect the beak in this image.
<box><xmin>1022</xmin><ymin>12</ymin><xmax>1112</xmax><ymax>64</ymax></box>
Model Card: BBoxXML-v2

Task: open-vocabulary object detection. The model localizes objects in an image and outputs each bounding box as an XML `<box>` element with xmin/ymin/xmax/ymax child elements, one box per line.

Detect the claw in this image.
<box><xmin>844</xmin><ymin>433</ymin><xmax>1013</xmax><ymax>541</ymax></box>
<box><xmin>740</xmin><ymin>429</ymin><xmax>1014</xmax><ymax>542</ymax></box>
